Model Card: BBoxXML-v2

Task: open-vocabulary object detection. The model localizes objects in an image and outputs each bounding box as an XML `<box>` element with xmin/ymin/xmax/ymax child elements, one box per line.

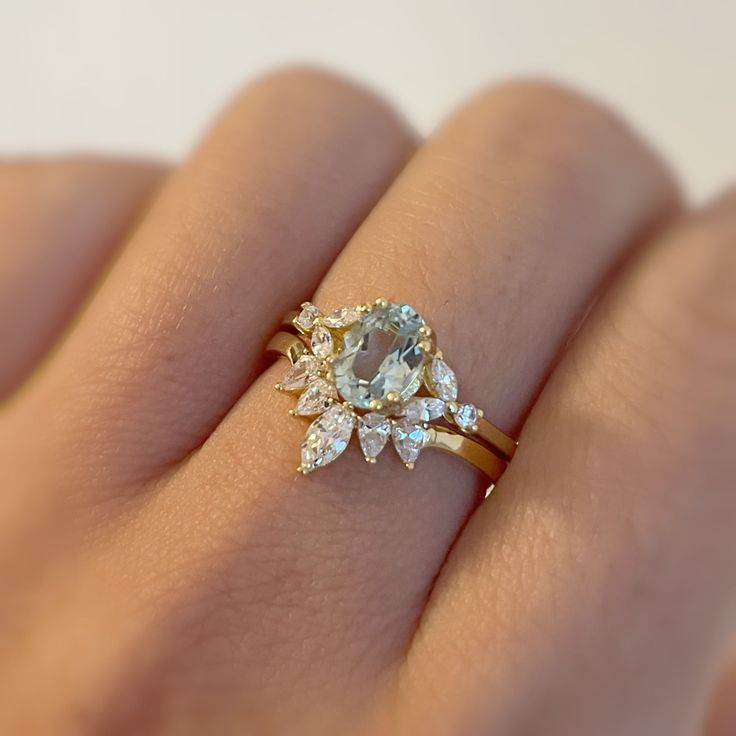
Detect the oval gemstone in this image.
<box><xmin>332</xmin><ymin>303</ymin><xmax>427</xmax><ymax>410</ymax></box>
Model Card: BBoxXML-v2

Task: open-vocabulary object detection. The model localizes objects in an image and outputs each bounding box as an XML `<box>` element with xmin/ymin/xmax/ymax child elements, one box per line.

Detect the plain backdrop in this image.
<box><xmin>1</xmin><ymin>0</ymin><xmax>734</xmax><ymax>202</ymax></box>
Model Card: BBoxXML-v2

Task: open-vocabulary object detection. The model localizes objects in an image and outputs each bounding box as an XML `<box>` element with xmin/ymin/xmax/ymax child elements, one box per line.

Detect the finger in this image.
<box><xmin>12</xmin><ymin>68</ymin><xmax>415</xmax><ymax>489</ymax></box>
<box><xmin>706</xmin><ymin>652</ymin><xmax>736</xmax><ymax>736</ymax></box>
<box><xmin>404</xmin><ymin>193</ymin><xmax>736</xmax><ymax>734</ymax></box>
<box><xmin>137</xmin><ymin>81</ymin><xmax>678</xmax><ymax>724</ymax></box>
<box><xmin>0</xmin><ymin>157</ymin><xmax>165</xmax><ymax>399</ymax></box>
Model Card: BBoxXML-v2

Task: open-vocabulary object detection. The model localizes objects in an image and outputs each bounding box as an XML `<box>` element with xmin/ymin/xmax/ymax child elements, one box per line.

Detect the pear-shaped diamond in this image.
<box><xmin>322</xmin><ymin>306</ymin><xmax>361</xmax><ymax>329</ymax></box>
<box><xmin>280</xmin><ymin>354</ymin><xmax>319</xmax><ymax>391</ymax></box>
<box><xmin>311</xmin><ymin>325</ymin><xmax>334</xmax><ymax>360</ymax></box>
<box><xmin>301</xmin><ymin>404</ymin><xmax>355</xmax><ymax>473</ymax></box>
<box><xmin>295</xmin><ymin>302</ymin><xmax>320</xmax><ymax>330</ymax></box>
<box><xmin>295</xmin><ymin>378</ymin><xmax>337</xmax><ymax>416</ymax></box>
<box><xmin>430</xmin><ymin>357</ymin><xmax>458</xmax><ymax>401</ymax></box>
<box><xmin>391</xmin><ymin>418</ymin><xmax>428</xmax><ymax>465</ymax></box>
<box><xmin>357</xmin><ymin>412</ymin><xmax>391</xmax><ymax>461</ymax></box>
<box><xmin>404</xmin><ymin>397</ymin><xmax>445</xmax><ymax>423</ymax></box>
<box><xmin>452</xmin><ymin>403</ymin><xmax>479</xmax><ymax>431</ymax></box>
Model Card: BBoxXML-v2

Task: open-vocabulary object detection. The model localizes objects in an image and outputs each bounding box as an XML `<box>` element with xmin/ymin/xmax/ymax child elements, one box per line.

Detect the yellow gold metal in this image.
<box><xmin>267</xmin><ymin>330</ymin><xmax>517</xmax><ymax>483</ymax></box>
<box><xmin>425</xmin><ymin>426</ymin><xmax>507</xmax><ymax>484</ymax></box>
<box><xmin>267</xmin><ymin>331</ymin><xmax>307</xmax><ymax>364</ymax></box>
<box><xmin>475</xmin><ymin>417</ymin><xmax>518</xmax><ymax>461</ymax></box>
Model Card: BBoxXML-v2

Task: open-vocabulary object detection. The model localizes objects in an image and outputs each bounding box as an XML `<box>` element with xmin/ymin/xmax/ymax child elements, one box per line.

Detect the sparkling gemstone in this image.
<box><xmin>430</xmin><ymin>357</ymin><xmax>458</xmax><ymax>401</ymax></box>
<box><xmin>322</xmin><ymin>306</ymin><xmax>361</xmax><ymax>329</ymax></box>
<box><xmin>301</xmin><ymin>404</ymin><xmax>355</xmax><ymax>472</ymax></box>
<box><xmin>311</xmin><ymin>325</ymin><xmax>334</xmax><ymax>360</ymax></box>
<box><xmin>295</xmin><ymin>303</ymin><xmax>320</xmax><ymax>330</ymax></box>
<box><xmin>391</xmin><ymin>418</ymin><xmax>428</xmax><ymax>465</ymax></box>
<box><xmin>404</xmin><ymin>397</ymin><xmax>445</xmax><ymax>423</ymax></box>
<box><xmin>295</xmin><ymin>378</ymin><xmax>336</xmax><ymax>416</ymax></box>
<box><xmin>332</xmin><ymin>302</ymin><xmax>428</xmax><ymax>410</ymax></box>
<box><xmin>280</xmin><ymin>354</ymin><xmax>319</xmax><ymax>390</ymax></box>
<box><xmin>453</xmin><ymin>403</ymin><xmax>478</xmax><ymax>431</ymax></box>
<box><xmin>357</xmin><ymin>412</ymin><xmax>391</xmax><ymax>460</ymax></box>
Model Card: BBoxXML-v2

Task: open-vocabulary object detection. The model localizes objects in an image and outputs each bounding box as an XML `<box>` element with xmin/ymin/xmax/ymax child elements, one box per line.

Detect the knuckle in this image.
<box><xmin>652</xmin><ymin>203</ymin><xmax>736</xmax><ymax>378</ymax></box>
<box><xmin>230</xmin><ymin>65</ymin><xmax>409</xmax><ymax>138</ymax></box>
<box><xmin>464</xmin><ymin>77</ymin><xmax>630</xmax><ymax>159</ymax></box>
<box><xmin>464</xmin><ymin>77</ymin><xmax>673</xmax><ymax>195</ymax></box>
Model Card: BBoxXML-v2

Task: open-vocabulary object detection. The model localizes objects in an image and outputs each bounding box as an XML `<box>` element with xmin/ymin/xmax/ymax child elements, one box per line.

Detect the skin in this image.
<box><xmin>0</xmin><ymin>68</ymin><xmax>733</xmax><ymax>735</ymax></box>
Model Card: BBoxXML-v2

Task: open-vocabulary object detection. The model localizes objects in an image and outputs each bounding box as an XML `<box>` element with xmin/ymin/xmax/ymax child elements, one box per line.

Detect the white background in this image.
<box><xmin>1</xmin><ymin>0</ymin><xmax>733</xmax><ymax>201</ymax></box>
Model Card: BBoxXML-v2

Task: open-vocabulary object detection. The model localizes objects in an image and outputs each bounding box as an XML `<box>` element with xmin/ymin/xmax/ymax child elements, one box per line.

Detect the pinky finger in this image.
<box><xmin>0</xmin><ymin>157</ymin><xmax>165</xmax><ymax>400</ymax></box>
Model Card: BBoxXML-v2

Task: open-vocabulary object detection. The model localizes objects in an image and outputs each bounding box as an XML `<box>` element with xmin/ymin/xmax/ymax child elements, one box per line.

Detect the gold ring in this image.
<box><xmin>267</xmin><ymin>299</ymin><xmax>517</xmax><ymax>488</ymax></box>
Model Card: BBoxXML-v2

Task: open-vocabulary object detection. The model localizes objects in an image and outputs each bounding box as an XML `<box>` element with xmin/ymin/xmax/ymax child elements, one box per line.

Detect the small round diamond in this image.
<box><xmin>453</xmin><ymin>403</ymin><xmax>478</xmax><ymax>431</ymax></box>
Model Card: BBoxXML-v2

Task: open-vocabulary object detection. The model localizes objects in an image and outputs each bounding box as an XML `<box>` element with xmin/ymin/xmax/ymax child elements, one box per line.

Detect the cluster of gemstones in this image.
<box><xmin>276</xmin><ymin>299</ymin><xmax>482</xmax><ymax>474</ymax></box>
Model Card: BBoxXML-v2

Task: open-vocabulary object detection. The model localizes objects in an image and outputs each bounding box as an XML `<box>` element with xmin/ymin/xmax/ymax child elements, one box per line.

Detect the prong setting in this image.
<box><xmin>276</xmin><ymin>300</ymin><xmax>492</xmax><ymax>474</ymax></box>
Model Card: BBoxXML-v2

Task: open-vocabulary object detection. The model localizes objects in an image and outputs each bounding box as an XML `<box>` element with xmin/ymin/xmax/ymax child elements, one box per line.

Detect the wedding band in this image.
<box><xmin>267</xmin><ymin>299</ymin><xmax>517</xmax><ymax>487</ymax></box>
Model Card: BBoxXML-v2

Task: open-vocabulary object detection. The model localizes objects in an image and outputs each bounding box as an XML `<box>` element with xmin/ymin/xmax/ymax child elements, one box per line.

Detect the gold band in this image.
<box><xmin>267</xmin><ymin>330</ymin><xmax>513</xmax><ymax>484</ymax></box>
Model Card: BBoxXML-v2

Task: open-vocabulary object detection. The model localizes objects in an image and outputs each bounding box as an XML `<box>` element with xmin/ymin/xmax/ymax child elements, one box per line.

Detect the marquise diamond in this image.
<box><xmin>322</xmin><ymin>306</ymin><xmax>361</xmax><ymax>329</ymax></box>
<box><xmin>311</xmin><ymin>325</ymin><xmax>334</xmax><ymax>360</ymax></box>
<box><xmin>301</xmin><ymin>404</ymin><xmax>355</xmax><ymax>472</ymax></box>
<box><xmin>430</xmin><ymin>357</ymin><xmax>458</xmax><ymax>401</ymax></box>
<box><xmin>404</xmin><ymin>397</ymin><xmax>445</xmax><ymax>423</ymax></box>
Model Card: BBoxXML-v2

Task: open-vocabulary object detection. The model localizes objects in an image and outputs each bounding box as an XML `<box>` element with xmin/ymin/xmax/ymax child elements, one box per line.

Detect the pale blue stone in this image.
<box><xmin>333</xmin><ymin>303</ymin><xmax>427</xmax><ymax>410</ymax></box>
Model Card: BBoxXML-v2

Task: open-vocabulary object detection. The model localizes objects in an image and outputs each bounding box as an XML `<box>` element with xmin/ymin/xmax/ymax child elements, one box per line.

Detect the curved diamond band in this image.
<box><xmin>267</xmin><ymin>299</ymin><xmax>518</xmax><ymax>486</ymax></box>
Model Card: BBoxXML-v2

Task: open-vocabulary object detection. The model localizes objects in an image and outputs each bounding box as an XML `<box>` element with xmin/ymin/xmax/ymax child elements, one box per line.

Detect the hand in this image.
<box><xmin>1</xmin><ymin>69</ymin><xmax>734</xmax><ymax>736</ymax></box>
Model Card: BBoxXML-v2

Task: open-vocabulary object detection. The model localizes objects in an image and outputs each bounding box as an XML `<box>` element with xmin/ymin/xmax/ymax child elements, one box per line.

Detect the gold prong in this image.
<box><xmin>447</xmin><ymin>400</ymin><xmax>459</xmax><ymax>414</ymax></box>
<box><xmin>477</xmin><ymin>408</ymin><xmax>485</xmax><ymax>418</ymax></box>
<box><xmin>435</xmin><ymin>349</ymin><xmax>444</xmax><ymax>359</ymax></box>
<box><xmin>374</xmin><ymin>297</ymin><xmax>388</xmax><ymax>308</ymax></box>
<box><xmin>386</xmin><ymin>392</ymin><xmax>399</xmax><ymax>403</ymax></box>
<box><xmin>365</xmin><ymin>456</ymin><xmax>377</xmax><ymax>464</ymax></box>
<box><xmin>419</xmin><ymin>325</ymin><xmax>433</xmax><ymax>337</ymax></box>
<box><xmin>368</xmin><ymin>399</ymin><xmax>383</xmax><ymax>411</ymax></box>
<box><xmin>288</xmin><ymin>408</ymin><xmax>296</xmax><ymax>416</ymax></box>
<box><xmin>405</xmin><ymin>462</ymin><xmax>415</xmax><ymax>470</ymax></box>
<box><xmin>275</xmin><ymin>383</ymin><xmax>283</xmax><ymax>390</ymax></box>
<box><xmin>418</xmin><ymin>339</ymin><xmax>432</xmax><ymax>353</ymax></box>
<box><xmin>471</xmin><ymin>424</ymin><xmax>479</xmax><ymax>433</ymax></box>
<box><xmin>358</xmin><ymin>302</ymin><xmax>372</xmax><ymax>313</ymax></box>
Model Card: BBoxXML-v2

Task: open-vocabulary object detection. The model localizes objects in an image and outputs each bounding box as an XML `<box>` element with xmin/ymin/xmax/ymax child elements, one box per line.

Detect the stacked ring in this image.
<box><xmin>267</xmin><ymin>298</ymin><xmax>518</xmax><ymax>490</ymax></box>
